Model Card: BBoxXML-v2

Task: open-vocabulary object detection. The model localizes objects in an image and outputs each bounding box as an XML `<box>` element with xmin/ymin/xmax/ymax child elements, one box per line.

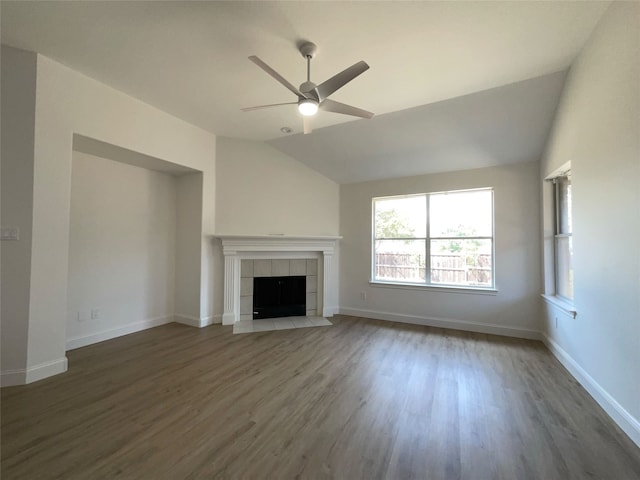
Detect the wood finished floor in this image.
<box><xmin>2</xmin><ymin>315</ymin><xmax>639</xmax><ymax>480</ymax></box>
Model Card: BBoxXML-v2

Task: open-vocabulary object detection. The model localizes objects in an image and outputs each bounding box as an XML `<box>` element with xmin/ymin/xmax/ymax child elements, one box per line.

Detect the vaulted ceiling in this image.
<box><xmin>1</xmin><ymin>1</ymin><xmax>610</xmax><ymax>183</ymax></box>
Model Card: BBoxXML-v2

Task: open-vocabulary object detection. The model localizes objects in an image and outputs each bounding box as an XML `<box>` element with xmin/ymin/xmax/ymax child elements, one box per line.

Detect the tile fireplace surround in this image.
<box><xmin>216</xmin><ymin>235</ymin><xmax>341</xmax><ymax>325</ymax></box>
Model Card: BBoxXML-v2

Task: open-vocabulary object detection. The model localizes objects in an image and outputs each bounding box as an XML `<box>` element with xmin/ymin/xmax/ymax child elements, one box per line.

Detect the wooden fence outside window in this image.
<box><xmin>375</xmin><ymin>253</ymin><xmax>491</xmax><ymax>286</ymax></box>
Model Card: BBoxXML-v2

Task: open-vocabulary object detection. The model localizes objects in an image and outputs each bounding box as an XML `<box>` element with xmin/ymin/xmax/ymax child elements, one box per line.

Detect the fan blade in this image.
<box><xmin>303</xmin><ymin>116</ymin><xmax>313</xmax><ymax>135</ymax></box>
<box><xmin>320</xmin><ymin>98</ymin><xmax>374</xmax><ymax>119</ymax></box>
<box><xmin>316</xmin><ymin>61</ymin><xmax>369</xmax><ymax>100</ymax></box>
<box><xmin>249</xmin><ymin>56</ymin><xmax>303</xmax><ymax>97</ymax></box>
<box><xmin>241</xmin><ymin>102</ymin><xmax>297</xmax><ymax>112</ymax></box>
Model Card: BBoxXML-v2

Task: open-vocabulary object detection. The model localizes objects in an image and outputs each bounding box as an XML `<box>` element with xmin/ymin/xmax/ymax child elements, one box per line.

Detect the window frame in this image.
<box><xmin>541</xmin><ymin>162</ymin><xmax>576</xmax><ymax>319</ymax></box>
<box><xmin>552</xmin><ymin>174</ymin><xmax>573</xmax><ymax>301</ymax></box>
<box><xmin>371</xmin><ymin>188</ymin><xmax>495</xmax><ymax>291</ymax></box>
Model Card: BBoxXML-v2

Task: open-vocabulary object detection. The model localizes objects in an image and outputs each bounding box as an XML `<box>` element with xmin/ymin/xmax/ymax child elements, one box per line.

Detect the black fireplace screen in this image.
<box><xmin>253</xmin><ymin>276</ymin><xmax>306</xmax><ymax>319</ymax></box>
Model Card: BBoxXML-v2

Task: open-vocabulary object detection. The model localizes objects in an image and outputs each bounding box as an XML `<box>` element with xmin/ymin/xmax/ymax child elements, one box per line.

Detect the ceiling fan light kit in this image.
<box><xmin>242</xmin><ymin>41</ymin><xmax>374</xmax><ymax>134</ymax></box>
<box><xmin>298</xmin><ymin>98</ymin><xmax>319</xmax><ymax>116</ymax></box>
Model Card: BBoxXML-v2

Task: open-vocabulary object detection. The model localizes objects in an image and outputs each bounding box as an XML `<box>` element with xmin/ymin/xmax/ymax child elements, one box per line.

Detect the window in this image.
<box><xmin>553</xmin><ymin>174</ymin><xmax>573</xmax><ymax>300</ymax></box>
<box><xmin>372</xmin><ymin>189</ymin><xmax>494</xmax><ymax>289</ymax></box>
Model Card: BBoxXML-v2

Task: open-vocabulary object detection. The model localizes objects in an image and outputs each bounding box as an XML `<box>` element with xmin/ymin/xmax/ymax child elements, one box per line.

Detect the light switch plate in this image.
<box><xmin>1</xmin><ymin>226</ymin><xmax>19</xmax><ymax>241</ymax></box>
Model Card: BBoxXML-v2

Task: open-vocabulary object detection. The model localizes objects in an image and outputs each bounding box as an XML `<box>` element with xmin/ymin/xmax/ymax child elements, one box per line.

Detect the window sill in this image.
<box><xmin>541</xmin><ymin>294</ymin><xmax>577</xmax><ymax>318</ymax></box>
<box><xmin>370</xmin><ymin>280</ymin><xmax>498</xmax><ymax>296</ymax></box>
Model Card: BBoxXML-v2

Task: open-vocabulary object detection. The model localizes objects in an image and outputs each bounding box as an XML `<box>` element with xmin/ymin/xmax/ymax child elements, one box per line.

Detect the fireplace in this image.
<box><xmin>216</xmin><ymin>235</ymin><xmax>341</xmax><ymax>325</ymax></box>
<box><xmin>239</xmin><ymin>258</ymin><xmax>318</xmax><ymax>321</ymax></box>
<box><xmin>253</xmin><ymin>276</ymin><xmax>306</xmax><ymax>319</ymax></box>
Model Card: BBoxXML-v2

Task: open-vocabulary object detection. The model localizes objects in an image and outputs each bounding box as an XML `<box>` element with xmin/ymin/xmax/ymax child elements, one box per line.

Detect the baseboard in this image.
<box><xmin>541</xmin><ymin>333</ymin><xmax>640</xmax><ymax>448</ymax></box>
<box><xmin>339</xmin><ymin>307</ymin><xmax>542</xmax><ymax>340</ymax></box>
<box><xmin>66</xmin><ymin>315</ymin><xmax>173</xmax><ymax>351</ymax></box>
<box><xmin>1</xmin><ymin>368</ymin><xmax>26</xmax><ymax>387</ymax></box>
<box><xmin>174</xmin><ymin>314</ymin><xmax>219</xmax><ymax>328</ymax></box>
<box><xmin>26</xmin><ymin>357</ymin><xmax>68</xmax><ymax>383</ymax></box>
<box><xmin>323</xmin><ymin>306</ymin><xmax>339</xmax><ymax>317</ymax></box>
<box><xmin>1</xmin><ymin>357</ymin><xmax>68</xmax><ymax>387</ymax></box>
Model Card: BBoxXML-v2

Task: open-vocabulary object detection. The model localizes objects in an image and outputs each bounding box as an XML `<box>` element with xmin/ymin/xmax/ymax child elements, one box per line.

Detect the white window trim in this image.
<box><xmin>371</xmin><ymin>188</ymin><xmax>495</xmax><ymax>291</ymax></box>
<box><xmin>541</xmin><ymin>294</ymin><xmax>577</xmax><ymax>319</ymax></box>
<box><xmin>371</xmin><ymin>280</ymin><xmax>498</xmax><ymax>295</ymax></box>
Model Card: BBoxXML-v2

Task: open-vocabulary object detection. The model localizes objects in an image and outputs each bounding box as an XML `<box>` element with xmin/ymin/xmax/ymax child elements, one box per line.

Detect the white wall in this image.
<box><xmin>213</xmin><ymin>136</ymin><xmax>341</xmax><ymax>318</ymax></box>
<box><xmin>0</xmin><ymin>47</ymin><xmax>217</xmax><ymax>385</ymax></box>
<box><xmin>1</xmin><ymin>46</ymin><xmax>37</xmax><ymax>378</ymax></box>
<box><xmin>340</xmin><ymin>161</ymin><xmax>541</xmax><ymax>338</ymax></box>
<box><xmin>66</xmin><ymin>152</ymin><xmax>177</xmax><ymax>349</ymax></box>
<box><xmin>540</xmin><ymin>1</ymin><xmax>640</xmax><ymax>445</ymax></box>
<box><xmin>215</xmin><ymin>137</ymin><xmax>339</xmax><ymax>236</ymax></box>
<box><xmin>175</xmin><ymin>173</ymin><xmax>204</xmax><ymax>324</ymax></box>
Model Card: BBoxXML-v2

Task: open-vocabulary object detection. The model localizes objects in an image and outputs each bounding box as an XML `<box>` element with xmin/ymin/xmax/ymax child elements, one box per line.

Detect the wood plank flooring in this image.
<box><xmin>2</xmin><ymin>315</ymin><xmax>640</xmax><ymax>479</ymax></box>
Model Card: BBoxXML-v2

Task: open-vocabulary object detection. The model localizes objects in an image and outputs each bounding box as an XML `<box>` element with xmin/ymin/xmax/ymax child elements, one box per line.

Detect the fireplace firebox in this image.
<box><xmin>253</xmin><ymin>276</ymin><xmax>306</xmax><ymax>319</ymax></box>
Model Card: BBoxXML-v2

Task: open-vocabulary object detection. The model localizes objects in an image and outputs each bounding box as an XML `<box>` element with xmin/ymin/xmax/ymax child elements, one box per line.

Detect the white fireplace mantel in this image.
<box><xmin>215</xmin><ymin>235</ymin><xmax>341</xmax><ymax>325</ymax></box>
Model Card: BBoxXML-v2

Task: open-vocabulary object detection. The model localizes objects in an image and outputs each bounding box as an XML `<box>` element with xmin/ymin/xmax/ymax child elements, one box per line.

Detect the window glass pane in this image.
<box><xmin>557</xmin><ymin>177</ymin><xmax>572</xmax><ymax>234</ymax></box>
<box><xmin>430</xmin><ymin>239</ymin><xmax>492</xmax><ymax>287</ymax></box>
<box><xmin>556</xmin><ymin>236</ymin><xmax>573</xmax><ymax>299</ymax></box>
<box><xmin>374</xmin><ymin>195</ymin><xmax>426</xmax><ymax>238</ymax></box>
<box><xmin>430</xmin><ymin>190</ymin><xmax>493</xmax><ymax>237</ymax></box>
<box><xmin>374</xmin><ymin>239</ymin><xmax>426</xmax><ymax>282</ymax></box>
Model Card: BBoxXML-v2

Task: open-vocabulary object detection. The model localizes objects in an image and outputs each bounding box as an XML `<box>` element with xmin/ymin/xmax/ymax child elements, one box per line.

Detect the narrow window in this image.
<box><xmin>554</xmin><ymin>175</ymin><xmax>573</xmax><ymax>300</ymax></box>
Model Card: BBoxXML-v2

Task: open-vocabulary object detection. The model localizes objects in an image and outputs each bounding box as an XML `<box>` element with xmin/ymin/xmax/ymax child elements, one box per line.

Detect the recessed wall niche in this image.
<box><xmin>66</xmin><ymin>135</ymin><xmax>204</xmax><ymax>350</ymax></box>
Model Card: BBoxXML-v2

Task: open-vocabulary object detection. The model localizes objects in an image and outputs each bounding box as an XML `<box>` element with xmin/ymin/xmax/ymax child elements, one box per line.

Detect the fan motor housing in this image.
<box><xmin>299</xmin><ymin>42</ymin><xmax>317</xmax><ymax>59</ymax></box>
<box><xmin>299</xmin><ymin>81</ymin><xmax>317</xmax><ymax>96</ymax></box>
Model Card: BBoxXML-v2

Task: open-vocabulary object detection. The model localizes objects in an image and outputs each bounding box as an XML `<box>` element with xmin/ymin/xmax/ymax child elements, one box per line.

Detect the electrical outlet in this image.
<box><xmin>77</xmin><ymin>310</ymin><xmax>89</xmax><ymax>322</ymax></box>
<box><xmin>360</xmin><ymin>291</ymin><xmax>367</xmax><ymax>301</ymax></box>
<box><xmin>555</xmin><ymin>316</ymin><xmax>558</xmax><ymax>328</ymax></box>
<box><xmin>91</xmin><ymin>308</ymin><xmax>101</xmax><ymax>320</ymax></box>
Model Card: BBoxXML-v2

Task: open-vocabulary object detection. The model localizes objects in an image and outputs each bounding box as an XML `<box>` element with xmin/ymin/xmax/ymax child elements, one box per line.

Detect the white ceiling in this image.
<box><xmin>269</xmin><ymin>71</ymin><xmax>567</xmax><ymax>184</ymax></box>
<box><xmin>1</xmin><ymin>1</ymin><xmax>609</xmax><ymax>183</ymax></box>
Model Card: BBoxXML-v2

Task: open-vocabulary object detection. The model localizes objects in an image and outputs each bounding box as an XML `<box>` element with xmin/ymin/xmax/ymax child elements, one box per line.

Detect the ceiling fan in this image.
<box><xmin>242</xmin><ymin>42</ymin><xmax>374</xmax><ymax>134</ymax></box>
